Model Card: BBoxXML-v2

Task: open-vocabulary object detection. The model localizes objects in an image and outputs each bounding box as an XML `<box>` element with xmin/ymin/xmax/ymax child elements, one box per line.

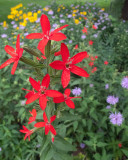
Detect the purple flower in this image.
<box><xmin>70</xmin><ymin>28</ymin><xmax>74</xmax><ymax>31</ymax></box>
<box><xmin>106</xmin><ymin>95</ymin><xmax>119</xmax><ymax>105</ymax></box>
<box><xmin>93</xmin><ymin>34</ymin><xmax>98</xmax><ymax>38</ymax></box>
<box><xmin>19</xmin><ymin>26</ymin><xmax>25</xmax><ymax>30</ymax></box>
<box><xmin>89</xmin><ymin>84</ymin><xmax>94</xmax><ymax>88</ymax></box>
<box><xmin>48</xmin><ymin>10</ymin><xmax>54</xmax><ymax>15</ymax></box>
<box><xmin>1</xmin><ymin>34</ymin><xmax>7</xmax><ymax>38</ymax></box>
<box><xmin>109</xmin><ymin>112</ymin><xmax>124</xmax><ymax>126</ymax></box>
<box><xmin>106</xmin><ymin>105</ymin><xmax>111</xmax><ymax>109</ymax></box>
<box><xmin>24</xmin><ymin>32</ymin><xmax>29</xmax><ymax>36</ymax></box>
<box><xmin>13</xmin><ymin>24</ymin><xmax>17</xmax><ymax>28</ymax></box>
<box><xmin>121</xmin><ymin>77</ymin><xmax>128</xmax><ymax>89</ymax></box>
<box><xmin>52</xmin><ymin>16</ymin><xmax>55</xmax><ymax>19</ymax></box>
<box><xmin>80</xmin><ymin>143</ymin><xmax>85</xmax><ymax>149</ymax></box>
<box><xmin>68</xmin><ymin>14</ymin><xmax>72</xmax><ymax>18</ymax></box>
<box><xmin>105</xmin><ymin>84</ymin><xmax>109</xmax><ymax>89</ymax></box>
<box><xmin>52</xmin><ymin>23</ymin><xmax>58</xmax><ymax>28</ymax></box>
<box><xmin>72</xmin><ymin>87</ymin><xmax>82</xmax><ymax>96</ymax></box>
<box><xmin>60</xmin><ymin>19</ymin><xmax>65</xmax><ymax>23</ymax></box>
<box><xmin>81</xmin><ymin>35</ymin><xmax>86</xmax><ymax>39</ymax></box>
<box><xmin>69</xmin><ymin>40</ymin><xmax>72</xmax><ymax>44</ymax></box>
<box><xmin>36</xmin><ymin>18</ymin><xmax>40</xmax><ymax>23</ymax></box>
<box><xmin>11</xmin><ymin>21</ymin><xmax>15</xmax><ymax>25</ymax></box>
<box><xmin>0</xmin><ymin>147</ymin><xmax>2</xmax><ymax>152</ymax></box>
<box><xmin>60</xmin><ymin>14</ymin><xmax>63</xmax><ymax>18</ymax></box>
<box><xmin>20</xmin><ymin>42</ymin><xmax>24</xmax><ymax>46</ymax></box>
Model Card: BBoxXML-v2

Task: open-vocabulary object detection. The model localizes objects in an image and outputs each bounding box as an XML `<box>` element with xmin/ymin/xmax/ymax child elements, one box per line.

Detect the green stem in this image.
<box><xmin>20</xmin><ymin>56</ymin><xmax>44</xmax><ymax>68</ymax></box>
<box><xmin>23</xmin><ymin>46</ymin><xmax>41</xmax><ymax>58</ymax></box>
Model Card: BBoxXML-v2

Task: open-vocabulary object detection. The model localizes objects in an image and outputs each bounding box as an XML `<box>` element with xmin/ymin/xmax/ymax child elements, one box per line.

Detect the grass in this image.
<box><xmin>0</xmin><ymin>0</ymin><xmax>112</xmax><ymax>22</ymax></box>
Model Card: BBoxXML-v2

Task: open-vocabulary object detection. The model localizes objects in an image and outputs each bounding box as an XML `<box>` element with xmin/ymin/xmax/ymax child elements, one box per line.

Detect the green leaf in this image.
<box><xmin>121</xmin><ymin>149</ymin><xmax>128</xmax><ymax>157</ymax></box>
<box><xmin>73</xmin><ymin>121</ymin><xmax>78</xmax><ymax>132</ymax></box>
<box><xmin>97</xmin><ymin>142</ymin><xmax>108</xmax><ymax>147</ymax></box>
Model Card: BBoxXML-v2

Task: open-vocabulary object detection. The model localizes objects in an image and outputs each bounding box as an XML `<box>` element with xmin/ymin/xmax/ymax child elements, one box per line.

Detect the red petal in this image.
<box><xmin>25</xmin><ymin>91</ymin><xmax>34</xmax><ymax>99</ymax></box>
<box><xmin>16</xmin><ymin>34</ymin><xmax>20</xmax><ymax>52</ymax></box>
<box><xmin>64</xmin><ymin>88</ymin><xmax>70</xmax><ymax>96</ymax></box>
<box><xmin>0</xmin><ymin>58</ymin><xmax>14</xmax><ymax>69</ymax></box>
<box><xmin>11</xmin><ymin>60</ymin><xmax>19</xmax><ymax>75</ymax></box>
<box><xmin>40</xmin><ymin>14</ymin><xmax>50</xmax><ymax>34</ymax></box>
<box><xmin>39</xmin><ymin>96</ymin><xmax>48</xmax><ymax>110</ymax></box>
<box><xmin>53</xmin><ymin>96</ymin><xmax>65</xmax><ymax>103</ymax></box>
<box><xmin>32</xmin><ymin>109</ymin><xmax>37</xmax><ymax>117</ymax></box>
<box><xmin>54</xmin><ymin>50</ymin><xmax>61</xmax><ymax>56</ymax></box>
<box><xmin>50</xmin><ymin>33</ymin><xmax>67</xmax><ymax>41</ymax></box>
<box><xmin>18</xmin><ymin>48</ymin><xmax>23</xmax><ymax>58</ymax></box>
<box><xmin>34</xmin><ymin>122</ymin><xmax>45</xmax><ymax>128</ymax></box>
<box><xmin>49</xmin><ymin>60</ymin><xmax>65</xmax><ymax>70</ymax></box>
<box><xmin>46</xmin><ymin>90</ymin><xmax>63</xmax><ymax>97</ymax></box>
<box><xmin>45</xmin><ymin>125</ymin><xmax>50</xmax><ymax>135</ymax></box>
<box><xmin>61</xmin><ymin>69</ymin><xmax>70</xmax><ymax>88</ymax></box>
<box><xmin>41</xmin><ymin>74</ymin><xmax>50</xmax><ymax>88</ymax></box>
<box><xmin>26</xmin><ymin>33</ymin><xmax>42</xmax><ymax>39</ymax></box>
<box><xmin>70</xmin><ymin>65</ymin><xmax>89</xmax><ymax>77</ymax></box>
<box><xmin>37</xmin><ymin>38</ymin><xmax>48</xmax><ymax>55</ymax></box>
<box><xmin>26</xmin><ymin>93</ymin><xmax>39</xmax><ymax>104</ymax></box>
<box><xmin>50</xmin><ymin>24</ymin><xmax>69</xmax><ymax>34</ymax></box>
<box><xmin>50</xmin><ymin>125</ymin><xmax>56</xmax><ymax>135</ymax></box>
<box><xmin>4</xmin><ymin>45</ymin><xmax>16</xmax><ymax>57</ymax></box>
<box><xmin>61</xmin><ymin>43</ymin><xmax>70</xmax><ymax>62</ymax></box>
<box><xmin>29</xmin><ymin>77</ymin><xmax>40</xmax><ymax>91</ymax></box>
<box><xmin>22</xmin><ymin>125</ymin><xmax>29</xmax><ymax>131</ymax></box>
<box><xmin>50</xmin><ymin>115</ymin><xmax>56</xmax><ymax>123</ymax></box>
<box><xmin>65</xmin><ymin>99</ymin><xmax>75</xmax><ymax>109</ymax></box>
<box><xmin>43</xmin><ymin>112</ymin><xmax>48</xmax><ymax>122</ymax></box>
<box><xmin>71</xmin><ymin>51</ymin><xmax>87</xmax><ymax>64</ymax></box>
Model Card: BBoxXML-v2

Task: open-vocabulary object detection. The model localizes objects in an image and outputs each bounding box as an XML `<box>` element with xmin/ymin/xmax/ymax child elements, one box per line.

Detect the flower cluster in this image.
<box><xmin>106</xmin><ymin>95</ymin><xmax>119</xmax><ymax>105</ymax></box>
<box><xmin>109</xmin><ymin>112</ymin><xmax>124</xmax><ymax>126</ymax></box>
<box><xmin>0</xmin><ymin>14</ymin><xmax>89</xmax><ymax>142</ymax></box>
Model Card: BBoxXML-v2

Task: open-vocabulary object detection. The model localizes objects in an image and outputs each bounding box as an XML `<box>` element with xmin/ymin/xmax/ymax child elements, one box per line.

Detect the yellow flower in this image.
<box><xmin>62</xmin><ymin>7</ymin><xmax>65</xmax><ymax>9</ymax></box>
<box><xmin>16</xmin><ymin>27</ymin><xmax>19</xmax><ymax>30</ymax></box>
<box><xmin>13</xmin><ymin>36</ymin><xmax>16</xmax><ymax>38</ymax></box>
<box><xmin>80</xmin><ymin>12</ymin><xmax>83</xmax><ymax>15</ymax></box>
<box><xmin>22</xmin><ymin>36</ymin><xmax>24</xmax><ymax>39</ymax></box>
<box><xmin>43</xmin><ymin>7</ymin><xmax>49</xmax><ymax>11</ymax></box>
<box><xmin>3</xmin><ymin>21</ymin><xmax>7</xmax><ymax>27</ymax></box>
<box><xmin>19</xmin><ymin>10</ymin><xmax>23</xmax><ymax>14</ymax></box>
<box><xmin>13</xmin><ymin>42</ymin><xmax>16</xmax><ymax>44</ymax></box>
<box><xmin>101</xmin><ymin>8</ymin><xmax>105</xmax><ymax>11</ymax></box>
<box><xmin>74</xmin><ymin>19</ymin><xmax>79</xmax><ymax>24</ymax></box>
<box><xmin>72</xmin><ymin>7</ymin><xmax>75</xmax><ymax>9</ymax></box>
<box><xmin>79</xmin><ymin>17</ymin><xmax>82</xmax><ymax>20</ymax></box>
<box><xmin>15</xmin><ymin>18</ymin><xmax>18</xmax><ymax>21</ymax></box>
<box><xmin>16</xmin><ymin>13</ymin><xmax>20</xmax><ymax>17</ymax></box>
<box><xmin>72</xmin><ymin>13</ymin><xmax>76</xmax><ymax>17</ymax></box>
<box><xmin>83</xmin><ymin>11</ymin><xmax>87</xmax><ymax>15</ymax></box>
<box><xmin>19</xmin><ymin>16</ymin><xmax>22</xmax><ymax>19</ymax></box>
<box><xmin>8</xmin><ymin>15</ymin><xmax>14</xmax><ymax>19</ymax></box>
<box><xmin>57</xmin><ymin>8</ymin><xmax>61</xmax><ymax>12</ymax></box>
<box><xmin>37</xmin><ymin>10</ymin><xmax>41</xmax><ymax>14</ymax></box>
<box><xmin>27</xmin><ymin>12</ymin><xmax>32</xmax><ymax>17</ymax></box>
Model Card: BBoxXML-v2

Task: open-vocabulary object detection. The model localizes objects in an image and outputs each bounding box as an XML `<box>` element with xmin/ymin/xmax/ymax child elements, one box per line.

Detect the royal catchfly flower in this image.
<box><xmin>28</xmin><ymin>109</ymin><xmax>37</xmax><ymax>124</ymax></box>
<box><xmin>121</xmin><ymin>77</ymin><xmax>128</xmax><ymax>89</ymax></box>
<box><xmin>23</xmin><ymin>74</ymin><xmax>63</xmax><ymax>110</ymax></box>
<box><xmin>20</xmin><ymin>126</ymin><xmax>33</xmax><ymax>141</ymax></box>
<box><xmin>109</xmin><ymin>112</ymin><xmax>124</xmax><ymax>126</ymax></box>
<box><xmin>34</xmin><ymin>112</ymin><xmax>56</xmax><ymax>136</ymax></box>
<box><xmin>106</xmin><ymin>95</ymin><xmax>119</xmax><ymax>105</ymax></box>
<box><xmin>50</xmin><ymin>43</ymin><xmax>89</xmax><ymax>88</ymax></box>
<box><xmin>0</xmin><ymin>34</ymin><xmax>23</xmax><ymax>75</ymax></box>
<box><xmin>54</xmin><ymin>88</ymin><xmax>81</xmax><ymax>109</ymax></box>
<box><xmin>82</xmin><ymin>27</ymin><xmax>88</xmax><ymax>35</ymax></box>
<box><xmin>89</xmin><ymin>40</ymin><xmax>94</xmax><ymax>45</ymax></box>
<box><xmin>26</xmin><ymin>14</ymin><xmax>68</xmax><ymax>54</ymax></box>
<box><xmin>104</xmin><ymin>61</ymin><xmax>108</xmax><ymax>65</ymax></box>
<box><xmin>72</xmin><ymin>87</ymin><xmax>82</xmax><ymax>96</ymax></box>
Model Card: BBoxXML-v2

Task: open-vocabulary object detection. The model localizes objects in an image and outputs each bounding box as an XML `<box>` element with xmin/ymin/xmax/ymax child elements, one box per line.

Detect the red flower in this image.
<box><xmin>82</xmin><ymin>27</ymin><xmax>88</xmax><ymax>35</ymax></box>
<box><xmin>92</xmin><ymin>25</ymin><xmax>97</xmax><ymax>30</ymax></box>
<box><xmin>23</xmin><ymin>74</ymin><xmax>63</xmax><ymax>110</ymax></box>
<box><xmin>91</xmin><ymin>67</ymin><xmax>97</xmax><ymax>73</ymax></box>
<box><xmin>90</xmin><ymin>56</ymin><xmax>95</xmax><ymax>61</ymax></box>
<box><xmin>95</xmin><ymin>56</ymin><xmax>98</xmax><ymax>59</ymax></box>
<box><xmin>54</xmin><ymin>50</ymin><xmax>61</xmax><ymax>56</ymax></box>
<box><xmin>104</xmin><ymin>61</ymin><xmax>108</xmax><ymax>65</ymax></box>
<box><xmin>0</xmin><ymin>34</ymin><xmax>23</xmax><ymax>75</ymax></box>
<box><xmin>20</xmin><ymin>125</ymin><xmax>33</xmax><ymax>141</ymax></box>
<box><xmin>34</xmin><ymin>112</ymin><xmax>56</xmax><ymax>135</ymax></box>
<box><xmin>26</xmin><ymin>14</ymin><xmax>68</xmax><ymax>54</ymax></box>
<box><xmin>89</xmin><ymin>40</ymin><xmax>93</xmax><ymax>45</ymax></box>
<box><xmin>118</xmin><ymin>143</ymin><xmax>122</xmax><ymax>148</ymax></box>
<box><xmin>49</xmin><ymin>43</ymin><xmax>89</xmax><ymax>88</ymax></box>
<box><xmin>89</xmin><ymin>62</ymin><xmax>94</xmax><ymax>67</ymax></box>
<box><xmin>54</xmin><ymin>88</ymin><xmax>80</xmax><ymax>109</ymax></box>
<box><xmin>74</xmin><ymin>44</ymin><xmax>78</xmax><ymax>49</ymax></box>
<box><xmin>36</xmin><ymin>57</ymin><xmax>40</xmax><ymax>61</ymax></box>
<box><xmin>28</xmin><ymin>109</ymin><xmax>37</xmax><ymax>124</ymax></box>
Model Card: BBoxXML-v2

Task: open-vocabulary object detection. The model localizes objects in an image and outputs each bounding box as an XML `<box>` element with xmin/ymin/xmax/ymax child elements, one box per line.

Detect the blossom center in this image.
<box><xmin>39</xmin><ymin>86</ymin><xmax>46</xmax><ymax>94</ymax></box>
<box><xmin>65</xmin><ymin>58</ymin><xmax>73</xmax><ymax>69</ymax></box>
